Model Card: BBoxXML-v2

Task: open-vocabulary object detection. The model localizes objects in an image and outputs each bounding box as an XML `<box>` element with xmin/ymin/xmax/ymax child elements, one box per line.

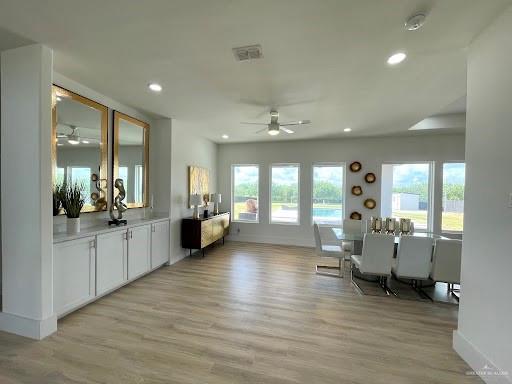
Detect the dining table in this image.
<box><xmin>331</xmin><ymin>228</ymin><xmax>448</xmax><ymax>244</ymax></box>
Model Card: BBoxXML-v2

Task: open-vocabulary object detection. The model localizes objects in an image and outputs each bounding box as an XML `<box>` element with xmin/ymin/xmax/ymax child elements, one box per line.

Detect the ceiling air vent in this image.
<box><xmin>233</xmin><ymin>44</ymin><xmax>263</xmax><ymax>61</ymax></box>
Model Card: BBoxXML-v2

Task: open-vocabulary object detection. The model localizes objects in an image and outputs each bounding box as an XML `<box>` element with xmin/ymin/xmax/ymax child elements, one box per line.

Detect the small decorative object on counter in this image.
<box><xmin>60</xmin><ymin>182</ymin><xmax>85</xmax><ymax>234</ymax></box>
<box><xmin>363</xmin><ymin>198</ymin><xmax>376</xmax><ymax>209</ymax></box>
<box><xmin>384</xmin><ymin>217</ymin><xmax>396</xmax><ymax>234</ymax></box>
<box><xmin>349</xmin><ymin>161</ymin><xmax>362</xmax><ymax>172</ymax></box>
<box><xmin>364</xmin><ymin>172</ymin><xmax>376</xmax><ymax>183</ymax></box>
<box><xmin>399</xmin><ymin>218</ymin><xmax>412</xmax><ymax>234</ymax></box>
<box><xmin>350</xmin><ymin>211</ymin><xmax>362</xmax><ymax>220</ymax></box>
<box><xmin>203</xmin><ymin>209</ymin><xmax>209</xmax><ymax>218</ymax></box>
<box><xmin>109</xmin><ymin>178</ymin><xmax>128</xmax><ymax>226</ymax></box>
<box><xmin>91</xmin><ymin>173</ymin><xmax>107</xmax><ymax>211</ymax></box>
<box><xmin>370</xmin><ymin>216</ymin><xmax>382</xmax><ymax>233</ymax></box>
<box><xmin>351</xmin><ymin>185</ymin><xmax>363</xmax><ymax>196</ymax></box>
<box><xmin>210</xmin><ymin>193</ymin><xmax>222</xmax><ymax>215</ymax></box>
<box><xmin>190</xmin><ymin>193</ymin><xmax>202</xmax><ymax>219</ymax></box>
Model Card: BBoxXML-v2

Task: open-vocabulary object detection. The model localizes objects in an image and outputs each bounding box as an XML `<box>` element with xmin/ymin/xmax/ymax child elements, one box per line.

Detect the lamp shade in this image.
<box><xmin>190</xmin><ymin>193</ymin><xmax>202</xmax><ymax>206</ymax></box>
<box><xmin>210</xmin><ymin>193</ymin><xmax>222</xmax><ymax>204</ymax></box>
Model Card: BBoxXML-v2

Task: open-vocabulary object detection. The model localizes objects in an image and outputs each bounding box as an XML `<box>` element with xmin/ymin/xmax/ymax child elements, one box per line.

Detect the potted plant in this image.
<box><xmin>61</xmin><ymin>182</ymin><xmax>85</xmax><ymax>234</ymax></box>
<box><xmin>53</xmin><ymin>184</ymin><xmax>61</xmax><ymax>216</ymax></box>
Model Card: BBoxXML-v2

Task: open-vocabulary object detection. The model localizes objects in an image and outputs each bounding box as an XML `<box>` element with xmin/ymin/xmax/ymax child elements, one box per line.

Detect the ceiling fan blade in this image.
<box><xmin>241</xmin><ymin>122</ymin><xmax>268</xmax><ymax>126</ymax></box>
<box><xmin>280</xmin><ymin>120</ymin><xmax>311</xmax><ymax>126</ymax></box>
<box><xmin>280</xmin><ymin>127</ymin><xmax>294</xmax><ymax>134</ymax></box>
<box><xmin>255</xmin><ymin>127</ymin><xmax>268</xmax><ymax>134</ymax></box>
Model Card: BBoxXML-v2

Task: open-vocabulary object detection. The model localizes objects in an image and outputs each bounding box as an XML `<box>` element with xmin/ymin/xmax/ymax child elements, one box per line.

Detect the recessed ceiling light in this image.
<box><xmin>387</xmin><ymin>52</ymin><xmax>407</xmax><ymax>65</ymax></box>
<box><xmin>268</xmin><ymin>129</ymin><xmax>280</xmax><ymax>136</ymax></box>
<box><xmin>82</xmin><ymin>140</ymin><xmax>90</xmax><ymax>144</ymax></box>
<box><xmin>222</xmin><ymin>134</ymin><xmax>229</xmax><ymax>139</ymax></box>
<box><xmin>56</xmin><ymin>96</ymin><xmax>62</xmax><ymax>102</ymax></box>
<box><xmin>57</xmin><ymin>143</ymin><xmax>63</xmax><ymax>146</ymax></box>
<box><xmin>344</xmin><ymin>127</ymin><xmax>352</xmax><ymax>132</ymax></box>
<box><xmin>148</xmin><ymin>83</ymin><xmax>163</xmax><ymax>92</ymax></box>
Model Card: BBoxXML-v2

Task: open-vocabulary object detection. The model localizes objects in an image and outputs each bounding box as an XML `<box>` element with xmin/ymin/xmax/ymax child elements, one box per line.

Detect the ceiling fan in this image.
<box><xmin>241</xmin><ymin>110</ymin><xmax>311</xmax><ymax>136</ymax></box>
<box><xmin>57</xmin><ymin>124</ymin><xmax>99</xmax><ymax>145</ymax></box>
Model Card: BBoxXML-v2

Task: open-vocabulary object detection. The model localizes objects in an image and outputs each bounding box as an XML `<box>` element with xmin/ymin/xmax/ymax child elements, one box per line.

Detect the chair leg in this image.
<box><xmin>415</xmin><ymin>280</ymin><xmax>434</xmax><ymax>302</ymax></box>
<box><xmin>316</xmin><ymin>258</ymin><xmax>344</xmax><ymax>278</ymax></box>
<box><xmin>350</xmin><ymin>264</ymin><xmax>364</xmax><ymax>295</ymax></box>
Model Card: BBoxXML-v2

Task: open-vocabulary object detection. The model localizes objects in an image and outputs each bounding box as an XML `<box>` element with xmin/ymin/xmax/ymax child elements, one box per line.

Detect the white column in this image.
<box><xmin>0</xmin><ymin>44</ymin><xmax>56</xmax><ymax>339</ymax></box>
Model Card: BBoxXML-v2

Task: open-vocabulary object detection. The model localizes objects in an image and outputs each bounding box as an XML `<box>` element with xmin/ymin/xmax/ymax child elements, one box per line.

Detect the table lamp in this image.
<box><xmin>210</xmin><ymin>193</ymin><xmax>222</xmax><ymax>215</ymax></box>
<box><xmin>190</xmin><ymin>193</ymin><xmax>202</xmax><ymax>219</ymax></box>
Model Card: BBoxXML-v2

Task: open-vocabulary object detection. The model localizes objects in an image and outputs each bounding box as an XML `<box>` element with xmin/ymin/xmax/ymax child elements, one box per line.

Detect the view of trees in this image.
<box><xmin>235</xmin><ymin>181</ymin><xmax>343</xmax><ymax>203</ymax></box>
<box><xmin>393</xmin><ymin>182</ymin><xmax>464</xmax><ymax>201</ymax></box>
<box><xmin>312</xmin><ymin>180</ymin><xmax>342</xmax><ymax>203</ymax></box>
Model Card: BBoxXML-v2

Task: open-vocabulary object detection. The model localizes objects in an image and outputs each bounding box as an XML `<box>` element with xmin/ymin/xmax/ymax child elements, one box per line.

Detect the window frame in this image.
<box><xmin>311</xmin><ymin>162</ymin><xmax>346</xmax><ymax>226</ymax></box>
<box><xmin>381</xmin><ymin>161</ymin><xmax>434</xmax><ymax>233</ymax></box>
<box><xmin>269</xmin><ymin>163</ymin><xmax>301</xmax><ymax>226</ymax></box>
<box><xmin>441</xmin><ymin>161</ymin><xmax>465</xmax><ymax>234</ymax></box>
<box><xmin>231</xmin><ymin>164</ymin><xmax>260</xmax><ymax>224</ymax></box>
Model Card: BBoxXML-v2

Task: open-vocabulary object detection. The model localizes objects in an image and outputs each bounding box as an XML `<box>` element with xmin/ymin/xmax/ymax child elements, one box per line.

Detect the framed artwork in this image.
<box><xmin>188</xmin><ymin>166</ymin><xmax>209</xmax><ymax>208</ymax></box>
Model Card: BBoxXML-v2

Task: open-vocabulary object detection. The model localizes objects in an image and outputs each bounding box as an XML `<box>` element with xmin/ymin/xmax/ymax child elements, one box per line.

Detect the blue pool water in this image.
<box><xmin>312</xmin><ymin>208</ymin><xmax>343</xmax><ymax>217</ymax></box>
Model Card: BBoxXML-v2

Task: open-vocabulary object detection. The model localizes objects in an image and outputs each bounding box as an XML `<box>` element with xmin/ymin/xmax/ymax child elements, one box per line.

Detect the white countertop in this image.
<box><xmin>53</xmin><ymin>216</ymin><xmax>170</xmax><ymax>244</ymax></box>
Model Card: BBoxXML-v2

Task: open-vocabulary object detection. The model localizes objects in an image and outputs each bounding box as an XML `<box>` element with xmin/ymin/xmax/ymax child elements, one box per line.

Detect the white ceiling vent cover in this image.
<box><xmin>233</xmin><ymin>45</ymin><xmax>263</xmax><ymax>61</ymax></box>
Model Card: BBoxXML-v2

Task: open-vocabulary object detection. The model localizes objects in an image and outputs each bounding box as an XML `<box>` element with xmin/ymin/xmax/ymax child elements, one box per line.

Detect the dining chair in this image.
<box><xmin>392</xmin><ymin>235</ymin><xmax>434</xmax><ymax>299</ymax></box>
<box><xmin>341</xmin><ymin>219</ymin><xmax>362</xmax><ymax>262</ymax></box>
<box><xmin>313</xmin><ymin>223</ymin><xmax>344</xmax><ymax>278</ymax></box>
<box><xmin>350</xmin><ymin>233</ymin><xmax>395</xmax><ymax>295</ymax></box>
<box><xmin>430</xmin><ymin>239</ymin><xmax>462</xmax><ymax>301</ymax></box>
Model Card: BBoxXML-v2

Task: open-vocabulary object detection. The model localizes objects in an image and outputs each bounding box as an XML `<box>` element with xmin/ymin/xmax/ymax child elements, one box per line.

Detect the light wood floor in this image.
<box><xmin>0</xmin><ymin>242</ymin><xmax>480</xmax><ymax>384</ymax></box>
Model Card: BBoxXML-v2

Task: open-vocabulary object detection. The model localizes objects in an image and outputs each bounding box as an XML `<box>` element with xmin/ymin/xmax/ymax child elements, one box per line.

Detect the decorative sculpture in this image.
<box><xmin>109</xmin><ymin>178</ymin><xmax>128</xmax><ymax>226</ymax></box>
<box><xmin>90</xmin><ymin>173</ymin><xmax>108</xmax><ymax>211</ymax></box>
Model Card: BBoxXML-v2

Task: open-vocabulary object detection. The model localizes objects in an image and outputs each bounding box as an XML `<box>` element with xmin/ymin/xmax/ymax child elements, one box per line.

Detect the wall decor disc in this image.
<box><xmin>364</xmin><ymin>198</ymin><xmax>377</xmax><ymax>209</ymax></box>
<box><xmin>351</xmin><ymin>185</ymin><xmax>363</xmax><ymax>196</ymax></box>
<box><xmin>350</xmin><ymin>211</ymin><xmax>362</xmax><ymax>220</ymax></box>
<box><xmin>364</xmin><ymin>172</ymin><xmax>376</xmax><ymax>183</ymax></box>
<box><xmin>349</xmin><ymin>161</ymin><xmax>362</xmax><ymax>172</ymax></box>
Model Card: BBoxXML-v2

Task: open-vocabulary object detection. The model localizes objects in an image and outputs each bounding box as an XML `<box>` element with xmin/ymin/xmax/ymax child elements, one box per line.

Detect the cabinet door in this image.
<box><xmin>212</xmin><ymin>217</ymin><xmax>222</xmax><ymax>241</ymax></box>
<box><xmin>221</xmin><ymin>214</ymin><xmax>230</xmax><ymax>237</ymax></box>
<box><xmin>201</xmin><ymin>220</ymin><xmax>213</xmax><ymax>248</ymax></box>
<box><xmin>53</xmin><ymin>236</ymin><xmax>96</xmax><ymax>316</ymax></box>
<box><xmin>96</xmin><ymin>230</ymin><xmax>128</xmax><ymax>295</ymax></box>
<box><xmin>128</xmin><ymin>225</ymin><xmax>151</xmax><ymax>279</ymax></box>
<box><xmin>151</xmin><ymin>221</ymin><xmax>170</xmax><ymax>268</ymax></box>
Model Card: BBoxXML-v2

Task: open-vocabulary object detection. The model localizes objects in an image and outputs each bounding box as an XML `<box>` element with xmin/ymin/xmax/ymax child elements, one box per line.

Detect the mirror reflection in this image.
<box><xmin>114</xmin><ymin>111</ymin><xmax>149</xmax><ymax>208</ymax></box>
<box><xmin>52</xmin><ymin>85</ymin><xmax>108</xmax><ymax>213</ymax></box>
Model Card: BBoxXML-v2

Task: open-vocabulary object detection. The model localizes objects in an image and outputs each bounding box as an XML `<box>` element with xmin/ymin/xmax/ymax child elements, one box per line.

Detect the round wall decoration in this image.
<box><xmin>350</xmin><ymin>211</ymin><xmax>362</xmax><ymax>220</ymax></box>
<box><xmin>351</xmin><ymin>185</ymin><xmax>363</xmax><ymax>196</ymax></box>
<box><xmin>364</xmin><ymin>198</ymin><xmax>377</xmax><ymax>209</ymax></box>
<box><xmin>364</xmin><ymin>172</ymin><xmax>376</xmax><ymax>183</ymax></box>
<box><xmin>349</xmin><ymin>161</ymin><xmax>362</xmax><ymax>172</ymax></box>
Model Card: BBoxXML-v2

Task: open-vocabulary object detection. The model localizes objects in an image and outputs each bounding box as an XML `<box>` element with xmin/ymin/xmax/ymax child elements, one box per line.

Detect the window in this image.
<box><xmin>442</xmin><ymin>162</ymin><xmax>465</xmax><ymax>232</ymax></box>
<box><xmin>232</xmin><ymin>165</ymin><xmax>259</xmax><ymax>222</ymax></box>
<box><xmin>134</xmin><ymin>165</ymin><xmax>144</xmax><ymax>204</ymax></box>
<box><xmin>381</xmin><ymin>163</ymin><xmax>432</xmax><ymax>231</ymax></box>
<box><xmin>312</xmin><ymin>164</ymin><xmax>344</xmax><ymax>225</ymax></box>
<box><xmin>270</xmin><ymin>164</ymin><xmax>300</xmax><ymax>224</ymax></box>
<box><xmin>56</xmin><ymin>167</ymin><xmax>65</xmax><ymax>186</ymax></box>
<box><xmin>68</xmin><ymin>166</ymin><xmax>91</xmax><ymax>204</ymax></box>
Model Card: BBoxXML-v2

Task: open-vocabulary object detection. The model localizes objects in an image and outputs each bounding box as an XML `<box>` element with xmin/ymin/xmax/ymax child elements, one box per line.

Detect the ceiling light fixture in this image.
<box><xmin>387</xmin><ymin>52</ymin><xmax>407</xmax><ymax>65</ymax></box>
<box><xmin>148</xmin><ymin>82</ymin><xmax>163</xmax><ymax>92</ymax></box>
<box><xmin>68</xmin><ymin>139</ymin><xmax>80</xmax><ymax>145</ymax></box>
<box><xmin>222</xmin><ymin>134</ymin><xmax>229</xmax><ymax>139</ymax></box>
<box><xmin>344</xmin><ymin>127</ymin><xmax>352</xmax><ymax>132</ymax></box>
<box><xmin>82</xmin><ymin>140</ymin><xmax>90</xmax><ymax>144</ymax></box>
<box><xmin>268</xmin><ymin>128</ymin><xmax>280</xmax><ymax>136</ymax></box>
<box><xmin>405</xmin><ymin>13</ymin><xmax>426</xmax><ymax>31</ymax></box>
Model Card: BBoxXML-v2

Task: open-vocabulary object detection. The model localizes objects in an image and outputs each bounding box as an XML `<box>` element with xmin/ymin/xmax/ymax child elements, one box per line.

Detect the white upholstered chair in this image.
<box><xmin>341</xmin><ymin>219</ymin><xmax>362</xmax><ymax>261</ymax></box>
<box><xmin>392</xmin><ymin>235</ymin><xmax>434</xmax><ymax>299</ymax></box>
<box><xmin>350</xmin><ymin>233</ymin><xmax>395</xmax><ymax>295</ymax></box>
<box><xmin>313</xmin><ymin>223</ymin><xmax>344</xmax><ymax>278</ymax></box>
<box><xmin>431</xmin><ymin>239</ymin><xmax>462</xmax><ymax>300</ymax></box>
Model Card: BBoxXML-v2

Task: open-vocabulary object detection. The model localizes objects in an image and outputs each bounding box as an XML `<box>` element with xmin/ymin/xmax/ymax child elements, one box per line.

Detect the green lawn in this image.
<box><xmin>393</xmin><ymin>210</ymin><xmax>463</xmax><ymax>232</ymax></box>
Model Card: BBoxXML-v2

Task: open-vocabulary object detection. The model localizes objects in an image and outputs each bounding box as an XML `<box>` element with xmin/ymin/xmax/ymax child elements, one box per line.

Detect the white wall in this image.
<box><xmin>453</xmin><ymin>6</ymin><xmax>512</xmax><ymax>383</ymax></box>
<box><xmin>217</xmin><ymin>134</ymin><xmax>465</xmax><ymax>247</ymax></box>
<box><xmin>170</xmin><ymin>122</ymin><xmax>217</xmax><ymax>262</ymax></box>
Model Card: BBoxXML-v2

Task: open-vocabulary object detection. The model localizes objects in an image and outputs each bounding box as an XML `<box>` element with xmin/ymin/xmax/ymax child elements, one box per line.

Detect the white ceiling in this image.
<box><xmin>0</xmin><ymin>0</ymin><xmax>510</xmax><ymax>143</ymax></box>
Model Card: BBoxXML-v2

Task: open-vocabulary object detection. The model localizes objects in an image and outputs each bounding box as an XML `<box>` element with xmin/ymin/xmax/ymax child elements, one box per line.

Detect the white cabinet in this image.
<box><xmin>128</xmin><ymin>224</ymin><xmax>151</xmax><ymax>279</ymax></box>
<box><xmin>96</xmin><ymin>229</ymin><xmax>128</xmax><ymax>295</ymax></box>
<box><xmin>53</xmin><ymin>236</ymin><xmax>96</xmax><ymax>316</ymax></box>
<box><xmin>151</xmin><ymin>221</ymin><xmax>170</xmax><ymax>268</ymax></box>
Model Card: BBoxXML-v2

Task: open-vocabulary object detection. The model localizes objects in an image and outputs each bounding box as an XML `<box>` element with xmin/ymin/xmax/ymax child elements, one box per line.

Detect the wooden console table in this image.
<box><xmin>181</xmin><ymin>212</ymin><xmax>230</xmax><ymax>256</ymax></box>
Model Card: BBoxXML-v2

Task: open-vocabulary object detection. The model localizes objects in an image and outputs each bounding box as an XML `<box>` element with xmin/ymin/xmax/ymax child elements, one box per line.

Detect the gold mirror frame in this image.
<box><xmin>51</xmin><ymin>85</ymin><xmax>109</xmax><ymax>213</ymax></box>
<box><xmin>113</xmin><ymin>111</ymin><xmax>150</xmax><ymax>209</ymax></box>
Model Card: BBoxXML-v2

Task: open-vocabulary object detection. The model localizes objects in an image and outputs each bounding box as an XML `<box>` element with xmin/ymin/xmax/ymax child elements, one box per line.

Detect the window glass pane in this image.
<box><xmin>442</xmin><ymin>163</ymin><xmax>465</xmax><ymax>232</ymax></box>
<box><xmin>134</xmin><ymin>165</ymin><xmax>144</xmax><ymax>204</ymax></box>
<box><xmin>69</xmin><ymin>167</ymin><xmax>91</xmax><ymax>204</ymax></box>
<box><xmin>312</xmin><ymin>164</ymin><xmax>344</xmax><ymax>225</ymax></box>
<box><xmin>271</xmin><ymin>164</ymin><xmax>299</xmax><ymax>224</ymax></box>
<box><xmin>56</xmin><ymin>168</ymin><xmax>65</xmax><ymax>186</ymax></box>
<box><xmin>232</xmin><ymin>165</ymin><xmax>259</xmax><ymax>222</ymax></box>
<box><xmin>381</xmin><ymin>163</ymin><xmax>430</xmax><ymax>231</ymax></box>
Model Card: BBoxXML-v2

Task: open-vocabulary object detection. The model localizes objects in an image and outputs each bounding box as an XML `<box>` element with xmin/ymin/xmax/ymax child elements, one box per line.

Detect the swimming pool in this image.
<box><xmin>312</xmin><ymin>208</ymin><xmax>343</xmax><ymax>217</ymax></box>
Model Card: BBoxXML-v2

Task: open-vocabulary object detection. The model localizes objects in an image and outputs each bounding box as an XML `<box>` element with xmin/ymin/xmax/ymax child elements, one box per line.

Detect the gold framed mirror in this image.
<box><xmin>113</xmin><ymin>111</ymin><xmax>150</xmax><ymax>208</ymax></box>
<box><xmin>52</xmin><ymin>85</ymin><xmax>109</xmax><ymax>213</ymax></box>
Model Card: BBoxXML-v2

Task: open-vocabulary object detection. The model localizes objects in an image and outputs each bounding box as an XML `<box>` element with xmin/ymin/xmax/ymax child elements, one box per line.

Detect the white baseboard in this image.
<box><xmin>0</xmin><ymin>311</ymin><xmax>57</xmax><ymax>340</ymax></box>
<box><xmin>227</xmin><ymin>234</ymin><xmax>314</xmax><ymax>248</ymax></box>
<box><xmin>453</xmin><ymin>330</ymin><xmax>511</xmax><ymax>384</ymax></box>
